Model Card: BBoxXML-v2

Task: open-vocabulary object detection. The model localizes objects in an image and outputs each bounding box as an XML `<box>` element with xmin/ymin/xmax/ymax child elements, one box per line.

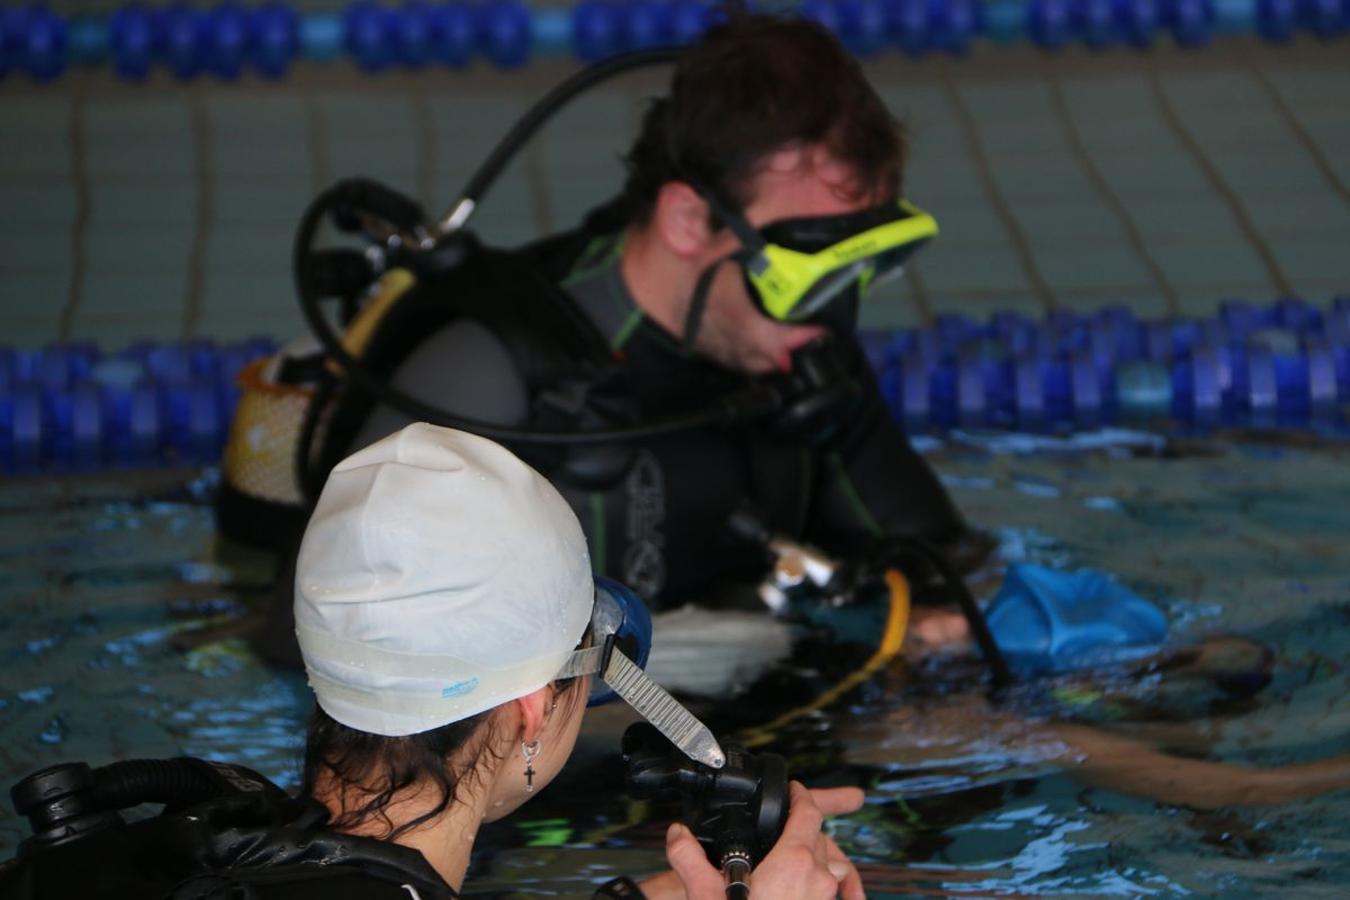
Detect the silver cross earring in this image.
<box><xmin>522</xmin><ymin>740</ymin><xmax>541</xmax><ymax>792</ymax></box>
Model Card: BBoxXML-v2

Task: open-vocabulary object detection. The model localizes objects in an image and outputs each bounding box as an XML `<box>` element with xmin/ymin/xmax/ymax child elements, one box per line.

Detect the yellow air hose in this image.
<box><xmin>738</xmin><ymin>569</ymin><xmax>911</xmax><ymax>749</ymax></box>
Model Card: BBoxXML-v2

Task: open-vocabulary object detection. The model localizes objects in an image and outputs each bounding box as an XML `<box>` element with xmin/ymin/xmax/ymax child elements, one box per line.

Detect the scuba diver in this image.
<box><xmin>2</xmin><ymin>424</ymin><xmax>866</xmax><ymax>900</ymax></box>
<box><xmin>219</xmin><ymin>13</ymin><xmax>990</xmax><ymax>673</ymax></box>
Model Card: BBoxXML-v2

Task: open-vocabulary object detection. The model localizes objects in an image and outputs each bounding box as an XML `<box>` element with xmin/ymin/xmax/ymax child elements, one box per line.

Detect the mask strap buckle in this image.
<box><xmin>561</xmin><ymin>634</ymin><xmax>726</xmax><ymax>769</ymax></box>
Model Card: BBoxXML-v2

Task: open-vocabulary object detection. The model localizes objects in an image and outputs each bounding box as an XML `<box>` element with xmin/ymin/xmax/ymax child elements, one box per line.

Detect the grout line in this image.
<box><xmin>57</xmin><ymin>90</ymin><xmax>90</xmax><ymax>342</ymax></box>
<box><xmin>903</xmin><ymin>267</ymin><xmax>934</xmax><ymax>324</ymax></box>
<box><xmin>524</xmin><ymin>113</ymin><xmax>555</xmax><ymax>238</ymax></box>
<box><xmin>1149</xmin><ymin>70</ymin><xmax>1295</xmax><ymax>298</ymax></box>
<box><xmin>182</xmin><ymin>88</ymin><xmax>213</xmax><ymax>340</ymax></box>
<box><xmin>1250</xmin><ymin>66</ymin><xmax>1350</xmax><ymax>210</ymax></box>
<box><xmin>303</xmin><ymin>91</ymin><xmax>332</xmax><ymax>194</ymax></box>
<box><xmin>413</xmin><ymin>91</ymin><xmax>438</xmax><ymax>211</ymax></box>
<box><xmin>1047</xmin><ymin>75</ymin><xmax>1182</xmax><ymax>317</ymax></box>
<box><xmin>941</xmin><ymin>74</ymin><xmax>1058</xmax><ymax>313</ymax></box>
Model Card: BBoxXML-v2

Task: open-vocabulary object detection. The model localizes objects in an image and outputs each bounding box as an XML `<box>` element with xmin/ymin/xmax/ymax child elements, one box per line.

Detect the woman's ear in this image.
<box><xmin>652</xmin><ymin>181</ymin><xmax>714</xmax><ymax>258</ymax></box>
<box><xmin>512</xmin><ymin>686</ymin><xmax>555</xmax><ymax>744</ymax></box>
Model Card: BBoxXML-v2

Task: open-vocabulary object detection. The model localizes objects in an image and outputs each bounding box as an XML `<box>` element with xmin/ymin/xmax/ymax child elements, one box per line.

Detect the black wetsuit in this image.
<box><xmin>335</xmin><ymin>229</ymin><xmax>973</xmax><ymax>607</ymax></box>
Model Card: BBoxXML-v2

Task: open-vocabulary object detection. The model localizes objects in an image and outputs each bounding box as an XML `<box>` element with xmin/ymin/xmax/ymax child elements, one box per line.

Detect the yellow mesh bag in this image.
<box><xmin>222</xmin><ymin>358</ymin><xmax>315</xmax><ymax>506</ymax></box>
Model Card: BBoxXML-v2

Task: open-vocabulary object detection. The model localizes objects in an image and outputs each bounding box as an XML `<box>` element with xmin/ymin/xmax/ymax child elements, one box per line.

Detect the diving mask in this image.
<box><xmin>700</xmin><ymin>187</ymin><xmax>939</xmax><ymax>327</ymax></box>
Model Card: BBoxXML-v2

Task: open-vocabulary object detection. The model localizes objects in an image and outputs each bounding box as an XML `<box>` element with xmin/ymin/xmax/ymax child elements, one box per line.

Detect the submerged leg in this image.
<box><xmin>1049</xmin><ymin>721</ymin><xmax>1350</xmax><ymax>809</ymax></box>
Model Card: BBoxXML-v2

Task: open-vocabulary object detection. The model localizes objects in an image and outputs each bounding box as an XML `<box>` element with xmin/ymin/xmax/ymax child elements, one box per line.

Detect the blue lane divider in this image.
<box><xmin>868</xmin><ymin>296</ymin><xmax>1350</xmax><ymax>436</ymax></box>
<box><xmin>0</xmin><ymin>337</ymin><xmax>275</xmax><ymax>473</ymax></box>
<box><xmin>0</xmin><ymin>0</ymin><xmax>1345</xmax><ymax>83</ymax></box>
<box><xmin>2</xmin><ymin>298</ymin><xmax>1347</xmax><ymax>473</ymax></box>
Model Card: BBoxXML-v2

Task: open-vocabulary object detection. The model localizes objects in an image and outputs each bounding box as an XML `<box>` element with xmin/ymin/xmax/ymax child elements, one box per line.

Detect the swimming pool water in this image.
<box><xmin>1</xmin><ymin>435</ymin><xmax>1348</xmax><ymax>896</ymax></box>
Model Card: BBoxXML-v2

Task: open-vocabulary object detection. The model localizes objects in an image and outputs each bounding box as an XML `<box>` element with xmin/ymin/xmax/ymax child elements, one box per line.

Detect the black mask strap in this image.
<box><xmin>682</xmin><ymin>256</ymin><xmax>730</xmax><ymax>354</ymax></box>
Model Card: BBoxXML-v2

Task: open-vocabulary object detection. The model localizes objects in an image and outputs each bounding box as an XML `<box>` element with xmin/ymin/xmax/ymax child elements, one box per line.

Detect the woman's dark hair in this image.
<box><xmin>302</xmin><ymin>673</ymin><xmax>587</xmax><ymax>840</ymax></box>
<box><xmin>619</xmin><ymin>13</ymin><xmax>905</xmax><ymax>224</ymax></box>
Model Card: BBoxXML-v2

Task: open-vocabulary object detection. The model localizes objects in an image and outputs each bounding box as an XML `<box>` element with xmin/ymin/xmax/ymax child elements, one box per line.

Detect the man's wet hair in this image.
<box><xmin>620</xmin><ymin>12</ymin><xmax>905</xmax><ymax>224</ymax></box>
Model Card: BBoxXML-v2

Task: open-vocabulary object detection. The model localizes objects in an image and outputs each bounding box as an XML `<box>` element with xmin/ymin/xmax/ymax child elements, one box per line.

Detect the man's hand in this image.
<box><xmin>656</xmin><ymin>782</ymin><xmax>865</xmax><ymax>899</ymax></box>
<box><xmin>907</xmin><ymin>606</ymin><xmax>970</xmax><ymax>648</ymax></box>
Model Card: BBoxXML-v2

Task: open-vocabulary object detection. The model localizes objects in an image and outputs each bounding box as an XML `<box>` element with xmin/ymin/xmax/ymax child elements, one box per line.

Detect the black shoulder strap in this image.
<box><xmin>314</xmin><ymin>226</ymin><xmax>616</xmax><ymax>479</ymax></box>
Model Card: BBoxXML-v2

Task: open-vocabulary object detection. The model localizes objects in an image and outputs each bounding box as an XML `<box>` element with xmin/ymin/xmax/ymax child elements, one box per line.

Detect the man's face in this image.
<box><xmin>693</xmin><ymin>145</ymin><xmax>877</xmax><ymax>375</ymax></box>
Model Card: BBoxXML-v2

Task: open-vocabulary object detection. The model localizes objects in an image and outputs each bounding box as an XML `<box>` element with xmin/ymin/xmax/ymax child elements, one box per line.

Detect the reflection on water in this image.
<box><xmin>2</xmin><ymin>436</ymin><xmax>1349</xmax><ymax>896</ymax></box>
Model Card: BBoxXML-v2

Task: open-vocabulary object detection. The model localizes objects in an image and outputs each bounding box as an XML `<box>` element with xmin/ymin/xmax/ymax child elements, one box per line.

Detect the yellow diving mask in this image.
<box><xmin>699</xmin><ymin>188</ymin><xmax>939</xmax><ymax>326</ymax></box>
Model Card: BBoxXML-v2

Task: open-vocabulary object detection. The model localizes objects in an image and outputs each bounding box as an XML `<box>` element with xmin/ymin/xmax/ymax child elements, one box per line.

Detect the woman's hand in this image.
<box><xmin>659</xmin><ymin>781</ymin><xmax>865</xmax><ymax>899</ymax></box>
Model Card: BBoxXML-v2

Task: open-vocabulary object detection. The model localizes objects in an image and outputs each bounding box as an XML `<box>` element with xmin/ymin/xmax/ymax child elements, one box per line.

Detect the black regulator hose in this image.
<box><xmin>11</xmin><ymin>758</ymin><xmax>289</xmax><ymax>855</ymax></box>
<box><xmin>295</xmin><ymin>369</ymin><xmax>339</xmax><ymax>502</ymax></box>
<box><xmin>453</xmin><ymin>47</ymin><xmax>682</xmax><ymax>221</ymax></box>
<box><xmin>903</xmin><ymin>538</ymin><xmax>1013</xmax><ymax>687</ymax></box>
<box><xmin>89</xmin><ymin>759</ymin><xmax>223</xmax><ymax>811</ymax></box>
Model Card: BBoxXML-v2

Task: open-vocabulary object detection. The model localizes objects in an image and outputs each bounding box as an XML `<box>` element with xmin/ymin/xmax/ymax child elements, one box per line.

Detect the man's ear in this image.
<box><xmin>651</xmin><ymin>181</ymin><xmax>714</xmax><ymax>259</ymax></box>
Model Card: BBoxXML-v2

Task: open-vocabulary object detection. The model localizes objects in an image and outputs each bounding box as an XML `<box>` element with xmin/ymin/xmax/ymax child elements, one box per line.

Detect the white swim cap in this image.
<box><xmin>294</xmin><ymin>423</ymin><xmax>594</xmax><ymax>737</ymax></box>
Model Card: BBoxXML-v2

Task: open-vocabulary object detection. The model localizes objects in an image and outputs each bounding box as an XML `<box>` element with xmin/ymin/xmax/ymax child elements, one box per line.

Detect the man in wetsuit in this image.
<box><xmin>295</xmin><ymin>15</ymin><xmax>981</xmax><ymax>655</ymax></box>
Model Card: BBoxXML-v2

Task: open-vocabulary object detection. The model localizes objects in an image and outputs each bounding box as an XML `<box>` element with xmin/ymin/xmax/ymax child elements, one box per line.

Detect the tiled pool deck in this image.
<box><xmin>1</xmin><ymin>38</ymin><xmax>1346</xmax><ymax>348</ymax></box>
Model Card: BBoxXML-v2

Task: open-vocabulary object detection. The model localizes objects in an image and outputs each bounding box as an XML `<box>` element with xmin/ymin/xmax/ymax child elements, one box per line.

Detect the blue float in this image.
<box><xmin>1115</xmin><ymin>0</ymin><xmax>1162</xmax><ymax>44</ymax></box>
<box><xmin>206</xmin><ymin>2</ymin><xmax>251</xmax><ymax>79</ymax></box>
<box><xmin>1257</xmin><ymin>0</ymin><xmax>1301</xmax><ymax>37</ymax></box>
<box><xmin>573</xmin><ymin>0</ymin><xmax>624</xmax><ymax>62</ymax></box>
<box><xmin>624</xmin><ymin>0</ymin><xmax>674</xmax><ymax>49</ymax></box>
<box><xmin>109</xmin><ymin>4</ymin><xmax>156</xmax><ymax>80</ymax></box>
<box><xmin>1013</xmin><ymin>354</ymin><xmax>1047</xmax><ymax>431</ymax></box>
<box><xmin>345</xmin><ymin>1</ymin><xmax>395</xmax><ymax>72</ymax></box>
<box><xmin>898</xmin><ymin>349</ymin><xmax>932</xmax><ymax>433</ymax></box>
<box><xmin>1303</xmin><ymin>336</ymin><xmax>1338</xmax><ymax>420</ymax></box>
<box><xmin>1166</xmin><ymin>0</ymin><xmax>1216</xmax><ymax>45</ymax></box>
<box><xmin>252</xmin><ymin>2</ymin><xmax>299</xmax><ymax>77</ymax></box>
<box><xmin>428</xmin><ymin>2</ymin><xmax>476</xmax><ymax>65</ymax></box>
<box><xmin>161</xmin><ymin>4</ymin><xmax>205</xmax><ymax>80</ymax></box>
<box><xmin>1075</xmin><ymin>0</ymin><xmax>1120</xmax><ymax>46</ymax></box>
<box><xmin>48</xmin><ymin>381</ymin><xmax>104</xmax><ymax>469</ymax></box>
<box><xmin>666</xmin><ymin>0</ymin><xmax>715</xmax><ymax>46</ymax></box>
<box><xmin>1070</xmin><ymin>350</ymin><xmax>1105</xmax><ymax>427</ymax></box>
<box><xmin>886</xmin><ymin>0</ymin><xmax>932</xmax><ymax>53</ymax></box>
<box><xmin>478</xmin><ymin>0</ymin><xmax>532</xmax><ymax>68</ymax></box>
<box><xmin>1028</xmin><ymin>0</ymin><xmax>1076</xmax><ymax>48</ymax></box>
<box><xmin>1300</xmin><ymin>0</ymin><xmax>1346</xmax><ymax>35</ymax></box>
<box><xmin>929</xmin><ymin>0</ymin><xmax>984</xmax><ymax>51</ymax></box>
<box><xmin>836</xmin><ymin>0</ymin><xmax>889</xmax><ymax>54</ymax></box>
<box><xmin>955</xmin><ymin>347</ymin><xmax>995</xmax><ymax>427</ymax></box>
<box><xmin>19</xmin><ymin>4</ymin><xmax>69</xmax><ymax>81</ymax></box>
<box><xmin>163</xmin><ymin>379</ymin><xmax>227</xmax><ymax>463</ymax></box>
<box><xmin>7</xmin><ymin>386</ymin><xmax>44</xmax><ymax>471</ymax></box>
